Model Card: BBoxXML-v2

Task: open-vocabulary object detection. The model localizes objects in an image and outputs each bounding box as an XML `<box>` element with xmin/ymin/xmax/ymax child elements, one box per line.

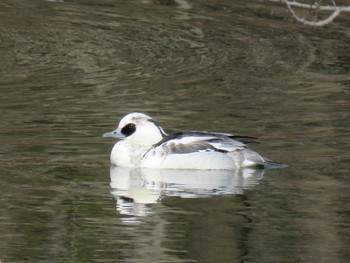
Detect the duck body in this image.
<box><xmin>103</xmin><ymin>113</ymin><xmax>284</xmax><ymax>170</ymax></box>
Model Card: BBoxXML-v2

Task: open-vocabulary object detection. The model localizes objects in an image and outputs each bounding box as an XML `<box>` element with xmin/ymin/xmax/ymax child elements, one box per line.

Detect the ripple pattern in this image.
<box><xmin>0</xmin><ymin>0</ymin><xmax>349</xmax><ymax>165</ymax></box>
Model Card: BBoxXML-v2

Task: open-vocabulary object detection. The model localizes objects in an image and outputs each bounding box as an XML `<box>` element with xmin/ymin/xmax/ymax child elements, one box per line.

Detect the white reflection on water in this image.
<box><xmin>110</xmin><ymin>166</ymin><xmax>264</xmax><ymax>220</ymax></box>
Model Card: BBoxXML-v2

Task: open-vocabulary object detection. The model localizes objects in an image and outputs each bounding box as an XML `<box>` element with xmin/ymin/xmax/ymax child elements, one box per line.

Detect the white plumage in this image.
<box><xmin>103</xmin><ymin>112</ymin><xmax>285</xmax><ymax>170</ymax></box>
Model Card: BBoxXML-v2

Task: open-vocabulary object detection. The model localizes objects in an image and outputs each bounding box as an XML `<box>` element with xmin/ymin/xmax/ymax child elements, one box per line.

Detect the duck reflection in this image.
<box><xmin>110</xmin><ymin>166</ymin><xmax>264</xmax><ymax>219</ymax></box>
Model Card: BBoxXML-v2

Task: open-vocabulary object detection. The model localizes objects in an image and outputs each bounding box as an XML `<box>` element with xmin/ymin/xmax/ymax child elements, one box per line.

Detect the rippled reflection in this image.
<box><xmin>110</xmin><ymin>166</ymin><xmax>264</xmax><ymax>220</ymax></box>
<box><xmin>1</xmin><ymin>0</ymin><xmax>350</xmax><ymax>262</ymax></box>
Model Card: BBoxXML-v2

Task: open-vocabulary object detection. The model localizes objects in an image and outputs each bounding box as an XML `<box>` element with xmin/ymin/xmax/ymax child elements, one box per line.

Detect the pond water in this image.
<box><xmin>1</xmin><ymin>0</ymin><xmax>350</xmax><ymax>262</ymax></box>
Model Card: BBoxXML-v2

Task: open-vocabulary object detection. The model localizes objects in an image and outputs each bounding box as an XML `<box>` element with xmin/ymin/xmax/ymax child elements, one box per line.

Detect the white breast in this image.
<box><xmin>110</xmin><ymin>140</ymin><xmax>148</xmax><ymax>167</ymax></box>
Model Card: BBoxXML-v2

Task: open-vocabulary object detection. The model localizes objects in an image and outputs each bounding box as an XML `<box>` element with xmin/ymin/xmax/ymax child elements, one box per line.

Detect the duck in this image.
<box><xmin>103</xmin><ymin>112</ymin><xmax>285</xmax><ymax>170</ymax></box>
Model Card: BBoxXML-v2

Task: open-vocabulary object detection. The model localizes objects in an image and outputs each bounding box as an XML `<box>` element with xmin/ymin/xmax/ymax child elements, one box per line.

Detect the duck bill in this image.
<box><xmin>102</xmin><ymin>128</ymin><xmax>125</xmax><ymax>139</ymax></box>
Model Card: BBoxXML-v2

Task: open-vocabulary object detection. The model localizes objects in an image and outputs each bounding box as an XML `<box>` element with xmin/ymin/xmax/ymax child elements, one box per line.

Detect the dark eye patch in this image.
<box><xmin>121</xmin><ymin>123</ymin><xmax>136</xmax><ymax>136</ymax></box>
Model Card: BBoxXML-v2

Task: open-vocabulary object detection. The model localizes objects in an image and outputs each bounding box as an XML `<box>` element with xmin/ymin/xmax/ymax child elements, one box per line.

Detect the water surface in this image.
<box><xmin>1</xmin><ymin>0</ymin><xmax>350</xmax><ymax>262</ymax></box>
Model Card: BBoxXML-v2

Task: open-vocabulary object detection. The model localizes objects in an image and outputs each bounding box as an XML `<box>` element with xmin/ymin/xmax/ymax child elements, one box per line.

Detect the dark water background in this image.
<box><xmin>1</xmin><ymin>0</ymin><xmax>350</xmax><ymax>262</ymax></box>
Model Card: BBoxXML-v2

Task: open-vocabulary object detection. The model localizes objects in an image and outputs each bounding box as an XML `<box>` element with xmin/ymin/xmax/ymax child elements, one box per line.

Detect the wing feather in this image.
<box><xmin>154</xmin><ymin>131</ymin><xmax>247</xmax><ymax>154</ymax></box>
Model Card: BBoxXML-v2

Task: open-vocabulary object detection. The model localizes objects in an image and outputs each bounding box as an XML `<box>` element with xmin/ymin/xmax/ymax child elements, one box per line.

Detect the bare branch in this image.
<box><xmin>266</xmin><ymin>0</ymin><xmax>350</xmax><ymax>26</ymax></box>
<box><xmin>284</xmin><ymin>0</ymin><xmax>341</xmax><ymax>26</ymax></box>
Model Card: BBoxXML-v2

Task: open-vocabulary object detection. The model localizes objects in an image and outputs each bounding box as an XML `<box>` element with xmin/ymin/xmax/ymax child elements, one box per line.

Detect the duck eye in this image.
<box><xmin>121</xmin><ymin>123</ymin><xmax>136</xmax><ymax>136</ymax></box>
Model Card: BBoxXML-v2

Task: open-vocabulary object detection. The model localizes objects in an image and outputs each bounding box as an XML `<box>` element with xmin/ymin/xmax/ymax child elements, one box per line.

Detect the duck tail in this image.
<box><xmin>263</xmin><ymin>159</ymin><xmax>287</xmax><ymax>169</ymax></box>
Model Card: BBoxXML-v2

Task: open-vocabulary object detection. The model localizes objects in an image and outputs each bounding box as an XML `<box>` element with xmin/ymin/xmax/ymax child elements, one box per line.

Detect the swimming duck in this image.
<box><xmin>103</xmin><ymin>112</ymin><xmax>284</xmax><ymax>169</ymax></box>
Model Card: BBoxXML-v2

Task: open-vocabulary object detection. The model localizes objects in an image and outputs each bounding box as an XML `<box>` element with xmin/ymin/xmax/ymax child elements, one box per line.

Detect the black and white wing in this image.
<box><xmin>154</xmin><ymin>131</ymin><xmax>251</xmax><ymax>154</ymax></box>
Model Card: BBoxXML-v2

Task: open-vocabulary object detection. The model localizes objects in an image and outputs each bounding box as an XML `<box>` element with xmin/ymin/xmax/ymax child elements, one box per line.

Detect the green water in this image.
<box><xmin>1</xmin><ymin>0</ymin><xmax>349</xmax><ymax>262</ymax></box>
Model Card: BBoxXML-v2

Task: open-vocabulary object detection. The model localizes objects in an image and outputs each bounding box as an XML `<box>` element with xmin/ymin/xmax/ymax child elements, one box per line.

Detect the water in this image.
<box><xmin>1</xmin><ymin>0</ymin><xmax>350</xmax><ymax>262</ymax></box>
